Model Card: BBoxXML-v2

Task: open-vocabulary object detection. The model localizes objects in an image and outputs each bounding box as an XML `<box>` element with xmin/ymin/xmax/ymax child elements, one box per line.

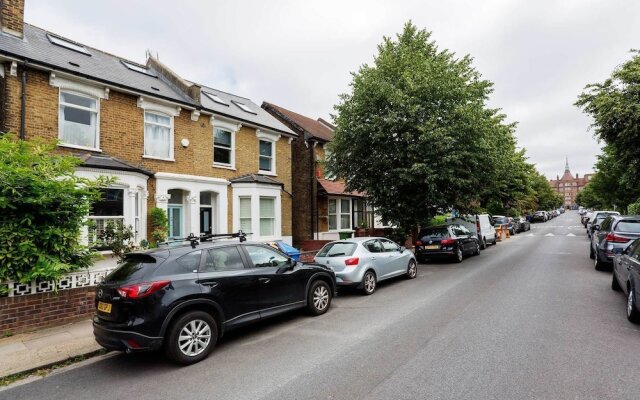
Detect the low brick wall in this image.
<box><xmin>0</xmin><ymin>287</ymin><xmax>95</xmax><ymax>335</ymax></box>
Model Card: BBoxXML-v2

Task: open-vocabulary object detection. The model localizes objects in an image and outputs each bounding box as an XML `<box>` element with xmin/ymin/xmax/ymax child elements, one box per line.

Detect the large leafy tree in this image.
<box><xmin>0</xmin><ymin>135</ymin><xmax>110</xmax><ymax>284</ymax></box>
<box><xmin>576</xmin><ymin>50</ymin><xmax>640</xmax><ymax>205</ymax></box>
<box><xmin>329</xmin><ymin>22</ymin><xmax>531</xmax><ymax>231</ymax></box>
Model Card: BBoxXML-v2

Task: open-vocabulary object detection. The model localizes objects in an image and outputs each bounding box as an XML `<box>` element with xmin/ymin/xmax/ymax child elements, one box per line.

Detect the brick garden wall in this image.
<box><xmin>0</xmin><ymin>288</ymin><xmax>95</xmax><ymax>335</ymax></box>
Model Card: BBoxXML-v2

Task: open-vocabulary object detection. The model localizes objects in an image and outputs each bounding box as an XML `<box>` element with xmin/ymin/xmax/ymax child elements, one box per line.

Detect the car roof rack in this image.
<box><xmin>159</xmin><ymin>230</ymin><xmax>252</xmax><ymax>249</ymax></box>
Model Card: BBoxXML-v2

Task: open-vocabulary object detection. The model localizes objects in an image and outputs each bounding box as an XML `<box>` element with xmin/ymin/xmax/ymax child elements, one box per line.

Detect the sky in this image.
<box><xmin>25</xmin><ymin>0</ymin><xmax>640</xmax><ymax>179</ymax></box>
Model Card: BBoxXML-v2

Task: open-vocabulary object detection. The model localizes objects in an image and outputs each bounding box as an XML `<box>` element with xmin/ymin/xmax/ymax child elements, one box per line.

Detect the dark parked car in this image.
<box><xmin>515</xmin><ymin>216</ymin><xmax>530</xmax><ymax>232</ymax></box>
<box><xmin>591</xmin><ymin>215</ymin><xmax>640</xmax><ymax>270</ymax></box>
<box><xmin>612</xmin><ymin>239</ymin><xmax>640</xmax><ymax>323</ymax></box>
<box><xmin>414</xmin><ymin>224</ymin><xmax>480</xmax><ymax>263</ymax></box>
<box><xmin>93</xmin><ymin>235</ymin><xmax>336</xmax><ymax>365</ymax></box>
<box><xmin>531</xmin><ymin>211</ymin><xmax>547</xmax><ymax>223</ymax></box>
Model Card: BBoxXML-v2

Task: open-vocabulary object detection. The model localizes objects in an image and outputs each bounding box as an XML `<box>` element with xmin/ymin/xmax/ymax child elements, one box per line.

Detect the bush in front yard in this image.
<box><xmin>0</xmin><ymin>134</ymin><xmax>111</xmax><ymax>283</ymax></box>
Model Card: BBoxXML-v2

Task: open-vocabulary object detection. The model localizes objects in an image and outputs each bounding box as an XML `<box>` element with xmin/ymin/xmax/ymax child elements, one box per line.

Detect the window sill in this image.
<box><xmin>143</xmin><ymin>155</ymin><xmax>175</xmax><ymax>162</ymax></box>
<box><xmin>58</xmin><ymin>143</ymin><xmax>102</xmax><ymax>153</ymax></box>
<box><xmin>258</xmin><ymin>170</ymin><xmax>277</xmax><ymax>177</ymax></box>
<box><xmin>213</xmin><ymin>163</ymin><xmax>236</xmax><ymax>171</ymax></box>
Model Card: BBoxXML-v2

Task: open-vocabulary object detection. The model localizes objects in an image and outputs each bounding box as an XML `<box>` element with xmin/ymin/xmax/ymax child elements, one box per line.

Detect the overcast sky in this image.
<box><xmin>26</xmin><ymin>0</ymin><xmax>640</xmax><ymax>179</ymax></box>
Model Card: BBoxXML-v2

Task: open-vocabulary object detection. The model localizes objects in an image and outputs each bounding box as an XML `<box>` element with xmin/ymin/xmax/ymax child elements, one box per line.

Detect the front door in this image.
<box><xmin>168</xmin><ymin>205</ymin><xmax>182</xmax><ymax>239</ymax></box>
<box><xmin>200</xmin><ymin>208</ymin><xmax>213</xmax><ymax>235</ymax></box>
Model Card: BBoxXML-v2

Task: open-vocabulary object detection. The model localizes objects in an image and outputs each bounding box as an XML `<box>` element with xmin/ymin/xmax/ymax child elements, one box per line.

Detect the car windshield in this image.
<box><xmin>616</xmin><ymin>220</ymin><xmax>640</xmax><ymax>233</ymax></box>
<box><xmin>494</xmin><ymin>217</ymin><xmax>508</xmax><ymax>224</ymax></box>
<box><xmin>419</xmin><ymin>227</ymin><xmax>449</xmax><ymax>238</ymax></box>
<box><xmin>316</xmin><ymin>242</ymin><xmax>357</xmax><ymax>257</ymax></box>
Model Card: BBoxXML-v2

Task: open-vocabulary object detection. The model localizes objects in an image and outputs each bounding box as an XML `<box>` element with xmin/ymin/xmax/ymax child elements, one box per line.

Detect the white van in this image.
<box><xmin>446</xmin><ymin>214</ymin><xmax>496</xmax><ymax>249</ymax></box>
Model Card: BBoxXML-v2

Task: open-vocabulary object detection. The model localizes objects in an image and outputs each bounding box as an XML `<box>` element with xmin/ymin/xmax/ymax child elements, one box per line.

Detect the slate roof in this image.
<box><xmin>317</xmin><ymin>178</ymin><xmax>364</xmax><ymax>197</ymax></box>
<box><xmin>229</xmin><ymin>173</ymin><xmax>284</xmax><ymax>186</ymax></box>
<box><xmin>262</xmin><ymin>102</ymin><xmax>333</xmax><ymax>142</ymax></box>
<box><xmin>79</xmin><ymin>153</ymin><xmax>154</xmax><ymax>177</ymax></box>
<box><xmin>198</xmin><ymin>86</ymin><xmax>294</xmax><ymax>135</ymax></box>
<box><xmin>0</xmin><ymin>24</ymin><xmax>295</xmax><ymax>135</ymax></box>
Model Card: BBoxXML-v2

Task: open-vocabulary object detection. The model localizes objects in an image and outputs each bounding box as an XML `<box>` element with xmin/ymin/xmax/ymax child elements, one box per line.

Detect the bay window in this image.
<box><xmin>328</xmin><ymin>198</ymin><xmax>352</xmax><ymax>231</ymax></box>
<box><xmin>259</xmin><ymin>197</ymin><xmax>275</xmax><ymax>236</ymax></box>
<box><xmin>88</xmin><ymin>188</ymin><xmax>124</xmax><ymax>247</ymax></box>
<box><xmin>239</xmin><ymin>197</ymin><xmax>252</xmax><ymax>233</ymax></box>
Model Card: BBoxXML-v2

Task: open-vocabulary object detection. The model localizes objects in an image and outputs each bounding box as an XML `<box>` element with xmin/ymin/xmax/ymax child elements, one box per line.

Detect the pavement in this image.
<box><xmin>2</xmin><ymin>211</ymin><xmax>640</xmax><ymax>399</ymax></box>
<box><xmin>0</xmin><ymin>319</ymin><xmax>100</xmax><ymax>379</ymax></box>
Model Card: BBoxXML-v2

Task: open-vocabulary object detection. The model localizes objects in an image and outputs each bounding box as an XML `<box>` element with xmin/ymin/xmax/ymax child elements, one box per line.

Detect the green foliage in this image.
<box><xmin>328</xmin><ymin>22</ymin><xmax>558</xmax><ymax>231</ymax></box>
<box><xmin>149</xmin><ymin>207</ymin><xmax>168</xmax><ymax>246</ymax></box>
<box><xmin>0</xmin><ymin>134</ymin><xmax>111</xmax><ymax>283</ymax></box>
<box><xmin>628</xmin><ymin>201</ymin><xmax>640</xmax><ymax>215</ymax></box>
<box><xmin>97</xmin><ymin>220</ymin><xmax>135</xmax><ymax>262</ymax></box>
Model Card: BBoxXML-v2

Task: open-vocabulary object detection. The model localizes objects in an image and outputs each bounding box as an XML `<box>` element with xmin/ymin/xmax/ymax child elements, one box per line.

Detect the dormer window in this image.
<box><xmin>47</xmin><ymin>33</ymin><xmax>90</xmax><ymax>55</ymax></box>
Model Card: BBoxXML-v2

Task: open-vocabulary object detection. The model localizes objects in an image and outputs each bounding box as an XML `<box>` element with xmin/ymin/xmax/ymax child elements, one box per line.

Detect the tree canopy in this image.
<box><xmin>328</xmin><ymin>22</ymin><xmax>559</xmax><ymax>232</ymax></box>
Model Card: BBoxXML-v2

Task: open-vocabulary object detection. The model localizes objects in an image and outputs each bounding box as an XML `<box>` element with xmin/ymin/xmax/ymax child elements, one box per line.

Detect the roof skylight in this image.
<box><xmin>203</xmin><ymin>92</ymin><xmax>229</xmax><ymax>106</ymax></box>
<box><xmin>232</xmin><ymin>100</ymin><xmax>256</xmax><ymax>114</ymax></box>
<box><xmin>121</xmin><ymin>60</ymin><xmax>157</xmax><ymax>77</ymax></box>
<box><xmin>47</xmin><ymin>33</ymin><xmax>90</xmax><ymax>55</ymax></box>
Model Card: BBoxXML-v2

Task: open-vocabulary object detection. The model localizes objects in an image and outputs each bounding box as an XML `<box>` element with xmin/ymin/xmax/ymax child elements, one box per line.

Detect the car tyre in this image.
<box><xmin>165</xmin><ymin>311</ymin><xmax>217</xmax><ymax>365</ymax></box>
<box><xmin>627</xmin><ymin>288</ymin><xmax>640</xmax><ymax>324</ymax></box>
<box><xmin>454</xmin><ymin>247</ymin><xmax>463</xmax><ymax>263</ymax></box>
<box><xmin>473</xmin><ymin>241</ymin><xmax>480</xmax><ymax>256</ymax></box>
<box><xmin>307</xmin><ymin>280</ymin><xmax>332</xmax><ymax>316</ymax></box>
<box><xmin>406</xmin><ymin>259</ymin><xmax>417</xmax><ymax>279</ymax></box>
<box><xmin>594</xmin><ymin>252</ymin><xmax>606</xmax><ymax>271</ymax></box>
<box><xmin>612</xmin><ymin>272</ymin><xmax>621</xmax><ymax>291</ymax></box>
<box><xmin>480</xmin><ymin>237</ymin><xmax>487</xmax><ymax>250</ymax></box>
<box><xmin>362</xmin><ymin>270</ymin><xmax>376</xmax><ymax>295</ymax></box>
<box><xmin>589</xmin><ymin>244</ymin><xmax>595</xmax><ymax>259</ymax></box>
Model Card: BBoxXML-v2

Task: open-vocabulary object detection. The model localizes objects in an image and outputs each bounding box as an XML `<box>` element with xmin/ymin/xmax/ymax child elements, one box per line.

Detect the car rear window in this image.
<box><xmin>105</xmin><ymin>254</ymin><xmax>157</xmax><ymax>282</ymax></box>
<box><xmin>616</xmin><ymin>220</ymin><xmax>640</xmax><ymax>233</ymax></box>
<box><xmin>494</xmin><ymin>217</ymin><xmax>508</xmax><ymax>224</ymax></box>
<box><xmin>316</xmin><ymin>242</ymin><xmax>357</xmax><ymax>257</ymax></box>
<box><xmin>419</xmin><ymin>227</ymin><xmax>449</xmax><ymax>238</ymax></box>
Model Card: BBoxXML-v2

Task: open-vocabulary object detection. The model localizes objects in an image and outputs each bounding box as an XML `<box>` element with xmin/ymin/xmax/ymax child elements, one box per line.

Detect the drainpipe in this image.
<box><xmin>309</xmin><ymin>138</ymin><xmax>315</xmax><ymax>240</ymax></box>
<box><xmin>19</xmin><ymin>60</ymin><xmax>27</xmax><ymax>140</ymax></box>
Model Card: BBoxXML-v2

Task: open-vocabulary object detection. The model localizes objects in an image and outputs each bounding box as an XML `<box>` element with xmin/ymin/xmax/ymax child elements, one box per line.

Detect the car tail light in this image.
<box><xmin>415</xmin><ymin>240</ymin><xmax>423</xmax><ymax>246</ymax></box>
<box><xmin>440</xmin><ymin>239</ymin><xmax>455</xmax><ymax>246</ymax></box>
<box><xmin>345</xmin><ymin>257</ymin><xmax>359</xmax><ymax>266</ymax></box>
<box><xmin>476</xmin><ymin>220</ymin><xmax>480</xmax><ymax>233</ymax></box>
<box><xmin>117</xmin><ymin>280</ymin><xmax>170</xmax><ymax>299</ymax></box>
<box><xmin>606</xmin><ymin>233</ymin><xmax>630</xmax><ymax>243</ymax></box>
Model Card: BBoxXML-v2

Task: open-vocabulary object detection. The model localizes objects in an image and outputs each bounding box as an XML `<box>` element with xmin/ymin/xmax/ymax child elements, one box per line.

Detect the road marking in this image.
<box><xmin>567</xmin><ymin>233</ymin><xmax>576</xmax><ymax>237</ymax></box>
<box><xmin>545</xmin><ymin>233</ymin><xmax>554</xmax><ymax>236</ymax></box>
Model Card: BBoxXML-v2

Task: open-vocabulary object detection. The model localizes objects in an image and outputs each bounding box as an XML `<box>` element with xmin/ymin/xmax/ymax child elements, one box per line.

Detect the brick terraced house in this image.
<box><xmin>263</xmin><ymin>102</ymin><xmax>381</xmax><ymax>246</ymax></box>
<box><xmin>0</xmin><ymin>0</ymin><xmax>296</xmax><ymax>246</ymax></box>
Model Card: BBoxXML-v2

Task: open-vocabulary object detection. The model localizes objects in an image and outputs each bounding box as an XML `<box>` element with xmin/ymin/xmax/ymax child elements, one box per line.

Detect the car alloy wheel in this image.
<box><xmin>362</xmin><ymin>271</ymin><xmax>376</xmax><ymax>295</ymax></box>
<box><xmin>474</xmin><ymin>242</ymin><xmax>480</xmax><ymax>256</ymax></box>
<box><xmin>165</xmin><ymin>310</ymin><xmax>217</xmax><ymax>365</ymax></box>
<box><xmin>627</xmin><ymin>289</ymin><xmax>640</xmax><ymax>323</ymax></box>
<box><xmin>455</xmin><ymin>248</ymin><xmax>463</xmax><ymax>263</ymax></box>
<box><xmin>406</xmin><ymin>260</ymin><xmax>417</xmax><ymax>279</ymax></box>
<box><xmin>307</xmin><ymin>280</ymin><xmax>331</xmax><ymax>316</ymax></box>
<box><xmin>612</xmin><ymin>272</ymin><xmax>621</xmax><ymax>291</ymax></box>
<box><xmin>480</xmin><ymin>237</ymin><xmax>487</xmax><ymax>250</ymax></box>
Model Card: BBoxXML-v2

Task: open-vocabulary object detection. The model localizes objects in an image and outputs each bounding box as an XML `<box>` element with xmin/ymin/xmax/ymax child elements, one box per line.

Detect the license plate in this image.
<box><xmin>97</xmin><ymin>301</ymin><xmax>112</xmax><ymax>314</ymax></box>
<box><xmin>425</xmin><ymin>245</ymin><xmax>439</xmax><ymax>250</ymax></box>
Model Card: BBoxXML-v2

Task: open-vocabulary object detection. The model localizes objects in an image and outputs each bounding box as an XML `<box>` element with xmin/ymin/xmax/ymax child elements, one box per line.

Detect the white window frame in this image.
<box><xmin>232</xmin><ymin>183</ymin><xmax>282</xmax><ymax>241</ymax></box>
<box><xmin>211</xmin><ymin>117</ymin><xmax>241</xmax><ymax>170</ymax></box>
<box><xmin>137</xmin><ymin>96</ymin><xmax>180</xmax><ymax>162</ymax></box>
<box><xmin>259</xmin><ymin>196</ymin><xmax>276</xmax><ymax>237</ymax></box>
<box><xmin>256</xmin><ymin>130</ymin><xmax>280</xmax><ymax>176</ymax></box>
<box><xmin>58</xmin><ymin>90</ymin><xmax>100</xmax><ymax>151</ymax></box>
<box><xmin>328</xmin><ymin>197</ymin><xmax>352</xmax><ymax>232</ymax></box>
<box><xmin>143</xmin><ymin>111</ymin><xmax>174</xmax><ymax>161</ymax></box>
<box><xmin>239</xmin><ymin>196</ymin><xmax>252</xmax><ymax>233</ymax></box>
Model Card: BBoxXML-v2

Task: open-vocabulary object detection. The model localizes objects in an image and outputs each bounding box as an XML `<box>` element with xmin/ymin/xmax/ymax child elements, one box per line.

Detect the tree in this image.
<box><xmin>576</xmin><ymin>50</ymin><xmax>640</xmax><ymax>201</ymax></box>
<box><xmin>0</xmin><ymin>135</ymin><xmax>111</xmax><ymax>283</ymax></box>
<box><xmin>329</xmin><ymin>22</ymin><xmax>518</xmax><ymax>233</ymax></box>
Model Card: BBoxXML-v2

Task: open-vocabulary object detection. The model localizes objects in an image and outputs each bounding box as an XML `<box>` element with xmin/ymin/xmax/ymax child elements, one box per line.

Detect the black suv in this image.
<box><xmin>414</xmin><ymin>224</ymin><xmax>480</xmax><ymax>263</ymax></box>
<box><xmin>93</xmin><ymin>235</ymin><xmax>336</xmax><ymax>365</ymax></box>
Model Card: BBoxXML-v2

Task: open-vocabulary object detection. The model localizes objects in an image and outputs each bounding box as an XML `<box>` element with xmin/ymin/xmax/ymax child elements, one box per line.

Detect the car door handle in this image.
<box><xmin>202</xmin><ymin>282</ymin><xmax>219</xmax><ymax>288</ymax></box>
<box><xmin>259</xmin><ymin>278</ymin><xmax>271</xmax><ymax>284</ymax></box>
<box><xmin>371</xmin><ymin>257</ymin><xmax>377</xmax><ymax>261</ymax></box>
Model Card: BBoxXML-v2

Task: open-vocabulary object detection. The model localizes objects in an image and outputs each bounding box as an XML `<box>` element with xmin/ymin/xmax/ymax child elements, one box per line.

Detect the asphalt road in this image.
<box><xmin>3</xmin><ymin>211</ymin><xmax>640</xmax><ymax>400</ymax></box>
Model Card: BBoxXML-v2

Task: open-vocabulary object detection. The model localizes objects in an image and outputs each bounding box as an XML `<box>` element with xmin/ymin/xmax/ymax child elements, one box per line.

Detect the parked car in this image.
<box><xmin>414</xmin><ymin>224</ymin><xmax>480</xmax><ymax>263</ymax></box>
<box><xmin>587</xmin><ymin>210</ymin><xmax>620</xmax><ymax>238</ymax></box>
<box><xmin>93</xmin><ymin>236</ymin><xmax>336</xmax><ymax>365</ymax></box>
<box><xmin>582</xmin><ymin>211</ymin><xmax>594</xmax><ymax>227</ymax></box>
<box><xmin>515</xmin><ymin>216</ymin><xmax>530</xmax><ymax>232</ymax></box>
<box><xmin>493</xmin><ymin>215</ymin><xmax>515</xmax><ymax>235</ymax></box>
<box><xmin>314</xmin><ymin>237</ymin><xmax>416</xmax><ymax>296</ymax></box>
<box><xmin>591</xmin><ymin>215</ymin><xmax>640</xmax><ymax>270</ymax></box>
<box><xmin>612</xmin><ymin>239</ymin><xmax>640</xmax><ymax>323</ymax></box>
<box><xmin>531</xmin><ymin>211</ymin><xmax>548</xmax><ymax>223</ymax></box>
<box><xmin>446</xmin><ymin>214</ymin><xmax>497</xmax><ymax>249</ymax></box>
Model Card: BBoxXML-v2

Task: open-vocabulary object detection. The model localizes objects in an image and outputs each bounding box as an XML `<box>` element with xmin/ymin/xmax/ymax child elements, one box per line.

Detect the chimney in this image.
<box><xmin>146</xmin><ymin>55</ymin><xmax>201</xmax><ymax>104</ymax></box>
<box><xmin>1</xmin><ymin>0</ymin><xmax>24</xmax><ymax>38</ymax></box>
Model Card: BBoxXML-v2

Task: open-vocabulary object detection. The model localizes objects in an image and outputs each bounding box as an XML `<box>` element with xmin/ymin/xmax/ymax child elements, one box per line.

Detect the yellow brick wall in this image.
<box><xmin>3</xmin><ymin>67</ymin><xmax>293</xmax><ymax>238</ymax></box>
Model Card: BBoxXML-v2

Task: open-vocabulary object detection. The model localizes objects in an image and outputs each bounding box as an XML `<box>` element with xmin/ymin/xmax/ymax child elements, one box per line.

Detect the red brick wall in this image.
<box><xmin>0</xmin><ymin>287</ymin><xmax>95</xmax><ymax>335</ymax></box>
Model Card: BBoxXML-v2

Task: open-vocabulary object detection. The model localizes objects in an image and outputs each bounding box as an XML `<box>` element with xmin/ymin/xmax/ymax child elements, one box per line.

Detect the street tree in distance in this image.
<box><xmin>328</xmin><ymin>22</ymin><xmax>521</xmax><ymax>232</ymax></box>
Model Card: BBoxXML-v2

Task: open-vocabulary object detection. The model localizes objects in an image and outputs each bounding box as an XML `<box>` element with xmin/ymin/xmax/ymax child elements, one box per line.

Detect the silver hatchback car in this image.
<box><xmin>314</xmin><ymin>237</ymin><xmax>417</xmax><ymax>295</ymax></box>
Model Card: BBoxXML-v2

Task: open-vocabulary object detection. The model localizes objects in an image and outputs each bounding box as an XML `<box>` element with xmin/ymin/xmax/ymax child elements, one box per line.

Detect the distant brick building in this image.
<box><xmin>549</xmin><ymin>158</ymin><xmax>594</xmax><ymax>209</ymax></box>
